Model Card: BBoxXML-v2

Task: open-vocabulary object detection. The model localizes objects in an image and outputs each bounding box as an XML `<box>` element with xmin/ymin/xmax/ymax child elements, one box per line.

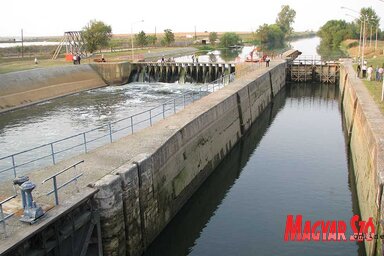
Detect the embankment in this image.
<box><xmin>340</xmin><ymin>60</ymin><xmax>384</xmax><ymax>256</ymax></box>
<box><xmin>0</xmin><ymin>65</ymin><xmax>106</xmax><ymax>113</ymax></box>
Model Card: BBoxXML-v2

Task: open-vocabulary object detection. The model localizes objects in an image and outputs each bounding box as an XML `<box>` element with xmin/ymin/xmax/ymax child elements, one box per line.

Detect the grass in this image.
<box><xmin>347</xmin><ymin>41</ymin><xmax>384</xmax><ymax>114</ymax></box>
<box><xmin>0</xmin><ymin>47</ymin><xmax>194</xmax><ymax>74</ymax></box>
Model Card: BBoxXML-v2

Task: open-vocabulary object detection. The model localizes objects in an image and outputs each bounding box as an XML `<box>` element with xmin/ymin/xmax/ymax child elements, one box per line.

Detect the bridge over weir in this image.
<box><xmin>128</xmin><ymin>61</ymin><xmax>236</xmax><ymax>84</ymax></box>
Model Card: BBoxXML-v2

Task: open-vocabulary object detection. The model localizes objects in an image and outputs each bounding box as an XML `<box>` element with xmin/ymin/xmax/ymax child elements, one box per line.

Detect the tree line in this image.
<box><xmin>317</xmin><ymin>7</ymin><xmax>381</xmax><ymax>57</ymax></box>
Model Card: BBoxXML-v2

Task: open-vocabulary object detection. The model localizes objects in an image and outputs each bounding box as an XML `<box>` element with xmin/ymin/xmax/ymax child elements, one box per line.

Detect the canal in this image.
<box><xmin>144</xmin><ymin>83</ymin><xmax>365</xmax><ymax>256</ymax></box>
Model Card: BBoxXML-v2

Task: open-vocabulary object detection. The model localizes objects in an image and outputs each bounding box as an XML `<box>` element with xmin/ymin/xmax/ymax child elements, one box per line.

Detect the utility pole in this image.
<box><xmin>21</xmin><ymin>29</ymin><xmax>24</xmax><ymax>59</ymax></box>
<box><xmin>194</xmin><ymin>26</ymin><xmax>197</xmax><ymax>40</ymax></box>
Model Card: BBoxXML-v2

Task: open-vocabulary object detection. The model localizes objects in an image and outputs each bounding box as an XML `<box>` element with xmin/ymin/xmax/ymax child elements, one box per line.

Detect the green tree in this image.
<box><xmin>275</xmin><ymin>5</ymin><xmax>296</xmax><ymax>38</ymax></box>
<box><xmin>256</xmin><ymin>24</ymin><xmax>285</xmax><ymax>48</ymax></box>
<box><xmin>317</xmin><ymin>20</ymin><xmax>353</xmax><ymax>49</ymax></box>
<box><xmin>360</xmin><ymin>7</ymin><xmax>380</xmax><ymax>28</ymax></box>
<box><xmin>135</xmin><ymin>30</ymin><xmax>148</xmax><ymax>47</ymax></box>
<box><xmin>220</xmin><ymin>32</ymin><xmax>241</xmax><ymax>48</ymax></box>
<box><xmin>209</xmin><ymin>32</ymin><xmax>218</xmax><ymax>45</ymax></box>
<box><xmin>162</xmin><ymin>29</ymin><xmax>175</xmax><ymax>46</ymax></box>
<box><xmin>147</xmin><ymin>35</ymin><xmax>157</xmax><ymax>46</ymax></box>
<box><xmin>82</xmin><ymin>20</ymin><xmax>112</xmax><ymax>53</ymax></box>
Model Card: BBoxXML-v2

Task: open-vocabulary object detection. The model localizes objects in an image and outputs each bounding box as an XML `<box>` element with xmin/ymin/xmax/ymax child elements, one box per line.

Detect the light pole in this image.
<box><xmin>341</xmin><ymin>7</ymin><xmax>369</xmax><ymax>68</ymax></box>
<box><xmin>345</xmin><ymin>13</ymin><xmax>362</xmax><ymax>62</ymax></box>
<box><xmin>131</xmin><ymin>20</ymin><xmax>144</xmax><ymax>61</ymax></box>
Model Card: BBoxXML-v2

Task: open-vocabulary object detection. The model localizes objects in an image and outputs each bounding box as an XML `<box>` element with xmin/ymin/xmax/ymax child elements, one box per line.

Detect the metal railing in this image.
<box><xmin>41</xmin><ymin>160</ymin><xmax>84</xmax><ymax>205</ymax></box>
<box><xmin>0</xmin><ymin>73</ymin><xmax>236</xmax><ymax>179</ymax></box>
<box><xmin>0</xmin><ymin>194</ymin><xmax>17</xmax><ymax>237</ymax></box>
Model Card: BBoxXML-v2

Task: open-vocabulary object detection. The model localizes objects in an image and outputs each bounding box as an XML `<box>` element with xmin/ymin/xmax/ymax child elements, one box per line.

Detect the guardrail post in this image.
<box><xmin>0</xmin><ymin>205</ymin><xmax>6</xmax><ymax>236</ymax></box>
<box><xmin>173</xmin><ymin>98</ymin><xmax>176</xmax><ymax>113</ymax></box>
<box><xmin>149</xmin><ymin>109</ymin><xmax>152</xmax><ymax>126</ymax></box>
<box><xmin>199</xmin><ymin>87</ymin><xmax>202</xmax><ymax>98</ymax></box>
<box><xmin>162</xmin><ymin>104</ymin><xmax>165</xmax><ymax>119</ymax></box>
<box><xmin>183</xmin><ymin>94</ymin><xmax>186</xmax><ymax>107</ymax></box>
<box><xmin>50</xmin><ymin>143</ymin><xmax>56</xmax><ymax>165</ymax></box>
<box><xmin>11</xmin><ymin>155</ymin><xmax>16</xmax><ymax>178</ymax></box>
<box><xmin>191</xmin><ymin>91</ymin><xmax>194</xmax><ymax>102</ymax></box>
<box><xmin>83</xmin><ymin>132</ymin><xmax>88</xmax><ymax>153</ymax></box>
<box><xmin>108</xmin><ymin>123</ymin><xmax>113</xmax><ymax>143</ymax></box>
<box><xmin>130</xmin><ymin>116</ymin><xmax>134</xmax><ymax>134</ymax></box>
<box><xmin>53</xmin><ymin>176</ymin><xmax>59</xmax><ymax>205</ymax></box>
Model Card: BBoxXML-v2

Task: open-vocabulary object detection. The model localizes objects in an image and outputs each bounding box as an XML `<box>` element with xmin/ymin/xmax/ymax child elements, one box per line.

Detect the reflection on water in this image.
<box><xmin>144</xmin><ymin>84</ymin><xmax>365</xmax><ymax>256</ymax></box>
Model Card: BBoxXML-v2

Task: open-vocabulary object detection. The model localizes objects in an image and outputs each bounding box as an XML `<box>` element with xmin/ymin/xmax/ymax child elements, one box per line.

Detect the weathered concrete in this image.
<box><xmin>0</xmin><ymin>60</ymin><xmax>286</xmax><ymax>255</ymax></box>
<box><xmin>0</xmin><ymin>65</ymin><xmax>106</xmax><ymax>112</ymax></box>
<box><xmin>90</xmin><ymin>62</ymin><xmax>133</xmax><ymax>85</ymax></box>
<box><xmin>339</xmin><ymin>59</ymin><xmax>384</xmax><ymax>256</ymax></box>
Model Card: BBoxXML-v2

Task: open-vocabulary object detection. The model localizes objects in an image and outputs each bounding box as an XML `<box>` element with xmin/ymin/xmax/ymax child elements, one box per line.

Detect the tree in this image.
<box><xmin>256</xmin><ymin>24</ymin><xmax>285</xmax><ymax>48</ymax></box>
<box><xmin>220</xmin><ymin>32</ymin><xmax>241</xmax><ymax>48</ymax></box>
<box><xmin>147</xmin><ymin>35</ymin><xmax>157</xmax><ymax>46</ymax></box>
<box><xmin>209</xmin><ymin>32</ymin><xmax>218</xmax><ymax>45</ymax></box>
<box><xmin>276</xmin><ymin>5</ymin><xmax>296</xmax><ymax>38</ymax></box>
<box><xmin>318</xmin><ymin>20</ymin><xmax>353</xmax><ymax>49</ymax></box>
<box><xmin>135</xmin><ymin>31</ymin><xmax>148</xmax><ymax>47</ymax></box>
<box><xmin>82</xmin><ymin>20</ymin><xmax>112</xmax><ymax>53</ymax></box>
<box><xmin>360</xmin><ymin>7</ymin><xmax>380</xmax><ymax>28</ymax></box>
<box><xmin>162</xmin><ymin>29</ymin><xmax>175</xmax><ymax>46</ymax></box>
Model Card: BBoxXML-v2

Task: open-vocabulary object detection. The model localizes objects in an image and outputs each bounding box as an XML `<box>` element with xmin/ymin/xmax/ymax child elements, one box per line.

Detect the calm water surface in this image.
<box><xmin>144</xmin><ymin>84</ymin><xmax>365</xmax><ymax>256</ymax></box>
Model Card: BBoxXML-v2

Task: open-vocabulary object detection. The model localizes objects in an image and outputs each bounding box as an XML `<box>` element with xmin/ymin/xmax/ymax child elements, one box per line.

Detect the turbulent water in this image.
<box><xmin>0</xmin><ymin>82</ymin><xmax>208</xmax><ymax>178</ymax></box>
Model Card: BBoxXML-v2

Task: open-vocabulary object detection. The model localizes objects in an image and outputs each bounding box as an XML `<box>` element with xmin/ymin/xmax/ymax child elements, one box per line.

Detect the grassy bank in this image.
<box><xmin>344</xmin><ymin>39</ymin><xmax>384</xmax><ymax>113</ymax></box>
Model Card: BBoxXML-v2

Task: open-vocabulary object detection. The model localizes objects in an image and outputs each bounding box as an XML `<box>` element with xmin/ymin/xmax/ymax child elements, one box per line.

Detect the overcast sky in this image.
<box><xmin>1</xmin><ymin>0</ymin><xmax>383</xmax><ymax>38</ymax></box>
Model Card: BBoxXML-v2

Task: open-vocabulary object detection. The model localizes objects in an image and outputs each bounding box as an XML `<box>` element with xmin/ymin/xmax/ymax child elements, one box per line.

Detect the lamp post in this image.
<box><xmin>341</xmin><ymin>7</ymin><xmax>369</xmax><ymax>68</ymax></box>
<box><xmin>345</xmin><ymin>13</ymin><xmax>362</xmax><ymax>62</ymax></box>
<box><xmin>131</xmin><ymin>20</ymin><xmax>144</xmax><ymax>61</ymax></box>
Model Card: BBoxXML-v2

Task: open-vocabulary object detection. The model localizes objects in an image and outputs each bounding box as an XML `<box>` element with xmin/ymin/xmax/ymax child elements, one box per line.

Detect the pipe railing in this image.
<box><xmin>41</xmin><ymin>160</ymin><xmax>84</xmax><ymax>205</ymax></box>
<box><xmin>0</xmin><ymin>73</ymin><xmax>236</xmax><ymax>179</ymax></box>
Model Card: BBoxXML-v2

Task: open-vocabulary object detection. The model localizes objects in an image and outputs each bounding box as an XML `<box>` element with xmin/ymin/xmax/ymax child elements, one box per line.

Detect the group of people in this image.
<box><xmin>357</xmin><ymin>62</ymin><xmax>384</xmax><ymax>81</ymax></box>
<box><xmin>191</xmin><ymin>54</ymin><xmax>199</xmax><ymax>63</ymax></box>
<box><xmin>72</xmin><ymin>53</ymin><xmax>81</xmax><ymax>65</ymax></box>
<box><xmin>160</xmin><ymin>56</ymin><xmax>175</xmax><ymax>63</ymax></box>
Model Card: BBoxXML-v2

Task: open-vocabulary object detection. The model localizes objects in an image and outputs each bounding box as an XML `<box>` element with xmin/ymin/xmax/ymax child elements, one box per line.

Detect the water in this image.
<box><xmin>0</xmin><ymin>82</ymin><xmax>209</xmax><ymax>178</ymax></box>
<box><xmin>290</xmin><ymin>37</ymin><xmax>321</xmax><ymax>56</ymax></box>
<box><xmin>144</xmin><ymin>84</ymin><xmax>365</xmax><ymax>256</ymax></box>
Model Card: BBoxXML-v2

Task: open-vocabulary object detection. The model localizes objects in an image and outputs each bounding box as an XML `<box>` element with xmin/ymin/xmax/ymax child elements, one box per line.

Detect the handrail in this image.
<box><xmin>41</xmin><ymin>160</ymin><xmax>84</xmax><ymax>205</ymax></box>
<box><xmin>0</xmin><ymin>194</ymin><xmax>17</xmax><ymax>237</ymax></box>
<box><xmin>0</xmin><ymin>72</ymin><xmax>237</xmax><ymax>179</ymax></box>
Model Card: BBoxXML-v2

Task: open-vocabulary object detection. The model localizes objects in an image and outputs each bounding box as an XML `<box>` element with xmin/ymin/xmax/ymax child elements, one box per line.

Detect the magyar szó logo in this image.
<box><xmin>284</xmin><ymin>214</ymin><xmax>377</xmax><ymax>241</ymax></box>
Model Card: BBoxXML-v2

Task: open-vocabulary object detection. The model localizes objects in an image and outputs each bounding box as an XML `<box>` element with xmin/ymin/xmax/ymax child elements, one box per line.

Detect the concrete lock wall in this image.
<box><xmin>339</xmin><ymin>60</ymin><xmax>384</xmax><ymax>256</ymax></box>
<box><xmin>91</xmin><ymin>62</ymin><xmax>286</xmax><ymax>256</ymax></box>
<box><xmin>0</xmin><ymin>65</ymin><xmax>106</xmax><ymax>112</ymax></box>
<box><xmin>90</xmin><ymin>62</ymin><xmax>134</xmax><ymax>85</ymax></box>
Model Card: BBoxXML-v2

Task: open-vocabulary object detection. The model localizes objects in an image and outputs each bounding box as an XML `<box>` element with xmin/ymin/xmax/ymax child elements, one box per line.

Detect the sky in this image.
<box><xmin>1</xmin><ymin>0</ymin><xmax>384</xmax><ymax>38</ymax></box>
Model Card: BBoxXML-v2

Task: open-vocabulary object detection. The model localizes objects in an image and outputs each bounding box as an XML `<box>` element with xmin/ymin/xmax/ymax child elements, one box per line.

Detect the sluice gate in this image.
<box><xmin>129</xmin><ymin>62</ymin><xmax>236</xmax><ymax>84</ymax></box>
<box><xmin>286</xmin><ymin>57</ymin><xmax>340</xmax><ymax>84</ymax></box>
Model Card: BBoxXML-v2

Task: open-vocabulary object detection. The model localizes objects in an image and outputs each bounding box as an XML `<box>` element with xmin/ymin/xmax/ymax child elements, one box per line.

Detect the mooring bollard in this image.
<box><xmin>13</xmin><ymin>178</ymin><xmax>44</xmax><ymax>224</ymax></box>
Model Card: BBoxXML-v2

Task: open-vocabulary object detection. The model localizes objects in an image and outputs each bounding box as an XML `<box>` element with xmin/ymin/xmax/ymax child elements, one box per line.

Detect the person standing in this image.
<box><xmin>367</xmin><ymin>65</ymin><xmax>373</xmax><ymax>81</ymax></box>
<box><xmin>357</xmin><ymin>64</ymin><xmax>361</xmax><ymax>77</ymax></box>
<box><xmin>77</xmin><ymin>54</ymin><xmax>81</xmax><ymax>65</ymax></box>
<box><xmin>265</xmin><ymin>56</ymin><xmax>271</xmax><ymax>67</ymax></box>
<box><xmin>362</xmin><ymin>64</ymin><xmax>367</xmax><ymax>78</ymax></box>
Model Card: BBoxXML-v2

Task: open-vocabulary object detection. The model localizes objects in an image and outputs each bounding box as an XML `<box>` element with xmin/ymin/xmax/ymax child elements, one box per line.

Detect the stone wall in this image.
<box><xmin>339</xmin><ymin>60</ymin><xmax>384</xmax><ymax>256</ymax></box>
<box><xmin>0</xmin><ymin>65</ymin><xmax>106</xmax><ymax>112</ymax></box>
<box><xmin>90</xmin><ymin>62</ymin><xmax>287</xmax><ymax>255</ymax></box>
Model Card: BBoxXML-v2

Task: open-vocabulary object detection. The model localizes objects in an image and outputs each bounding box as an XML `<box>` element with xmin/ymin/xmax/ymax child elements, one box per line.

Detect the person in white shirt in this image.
<box><xmin>367</xmin><ymin>65</ymin><xmax>373</xmax><ymax>81</ymax></box>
